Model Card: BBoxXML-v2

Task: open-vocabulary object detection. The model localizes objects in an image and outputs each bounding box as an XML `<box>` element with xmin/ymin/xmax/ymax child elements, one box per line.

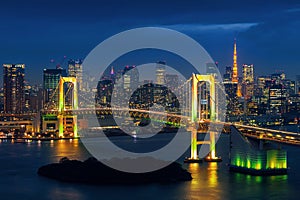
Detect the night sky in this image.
<box><xmin>0</xmin><ymin>0</ymin><xmax>299</xmax><ymax>84</ymax></box>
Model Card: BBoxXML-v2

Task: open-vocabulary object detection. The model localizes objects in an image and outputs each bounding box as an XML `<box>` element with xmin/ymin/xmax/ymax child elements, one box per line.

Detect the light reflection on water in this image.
<box><xmin>184</xmin><ymin>162</ymin><xmax>222</xmax><ymax>200</ymax></box>
<box><xmin>207</xmin><ymin>162</ymin><xmax>218</xmax><ymax>188</ymax></box>
<box><xmin>0</xmin><ymin>135</ymin><xmax>298</xmax><ymax>200</ymax></box>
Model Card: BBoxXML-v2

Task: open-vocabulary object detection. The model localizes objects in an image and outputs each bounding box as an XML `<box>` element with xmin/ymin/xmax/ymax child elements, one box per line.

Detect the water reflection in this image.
<box><xmin>0</xmin><ymin>136</ymin><xmax>297</xmax><ymax>200</ymax></box>
<box><xmin>50</xmin><ymin>140</ymin><xmax>54</xmax><ymax>147</ymax></box>
<box><xmin>207</xmin><ymin>162</ymin><xmax>218</xmax><ymax>187</ymax></box>
<box><xmin>233</xmin><ymin>173</ymin><xmax>287</xmax><ymax>185</ymax></box>
<box><xmin>37</xmin><ymin>140</ymin><xmax>41</xmax><ymax>147</ymax></box>
<box><xmin>48</xmin><ymin>185</ymin><xmax>85</xmax><ymax>200</ymax></box>
<box><xmin>53</xmin><ymin>139</ymin><xmax>81</xmax><ymax>159</ymax></box>
<box><xmin>185</xmin><ymin>162</ymin><xmax>222</xmax><ymax>200</ymax></box>
<box><xmin>229</xmin><ymin>172</ymin><xmax>289</xmax><ymax>199</ymax></box>
<box><xmin>188</xmin><ymin>163</ymin><xmax>201</xmax><ymax>187</ymax></box>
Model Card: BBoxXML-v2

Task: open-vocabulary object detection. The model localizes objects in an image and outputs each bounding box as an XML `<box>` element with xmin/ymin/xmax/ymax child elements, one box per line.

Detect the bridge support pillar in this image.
<box><xmin>58</xmin><ymin>115</ymin><xmax>64</xmax><ymax>138</ymax></box>
<box><xmin>184</xmin><ymin>124</ymin><xmax>202</xmax><ymax>163</ymax></box>
<box><xmin>185</xmin><ymin>74</ymin><xmax>221</xmax><ymax>163</ymax></box>
<box><xmin>57</xmin><ymin>77</ymin><xmax>78</xmax><ymax>138</ymax></box>
<box><xmin>210</xmin><ymin>131</ymin><xmax>216</xmax><ymax>159</ymax></box>
<box><xmin>204</xmin><ymin>131</ymin><xmax>222</xmax><ymax>162</ymax></box>
<box><xmin>73</xmin><ymin>115</ymin><xmax>78</xmax><ymax>138</ymax></box>
<box><xmin>191</xmin><ymin>128</ymin><xmax>198</xmax><ymax>159</ymax></box>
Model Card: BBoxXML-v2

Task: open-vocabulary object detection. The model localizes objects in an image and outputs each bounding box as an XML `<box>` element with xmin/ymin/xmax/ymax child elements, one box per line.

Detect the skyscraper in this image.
<box><xmin>165</xmin><ymin>74</ymin><xmax>179</xmax><ymax>91</ymax></box>
<box><xmin>3</xmin><ymin>64</ymin><xmax>25</xmax><ymax>113</ymax></box>
<box><xmin>156</xmin><ymin>61</ymin><xmax>166</xmax><ymax>85</ymax></box>
<box><xmin>269</xmin><ymin>84</ymin><xmax>286</xmax><ymax>115</ymax></box>
<box><xmin>68</xmin><ymin>59</ymin><xmax>83</xmax><ymax>90</ymax></box>
<box><xmin>242</xmin><ymin>64</ymin><xmax>254</xmax><ymax>83</ymax></box>
<box><xmin>43</xmin><ymin>68</ymin><xmax>67</xmax><ymax>107</ymax></box>
<box><xmin>96</xmin><ymin>79</ymin><xmax>113</xmax><ymax>107</ymax></box>
<box><xmin>123</xmin><ymin>65</ymin><xmax>139</xmax><ymax>91</ymax></box>
<box><xmin>223</xmin><ymin>66</ymin><xmax>233</xmax><ymax>83</ymax></box>
<box><xmin>242</xmin><ymin>64</ymin><xmax>254</xmax><ymax>99</ymax></box>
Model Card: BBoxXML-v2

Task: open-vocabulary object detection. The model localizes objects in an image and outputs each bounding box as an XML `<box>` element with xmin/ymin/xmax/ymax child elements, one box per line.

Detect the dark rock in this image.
<box><xmin>38</xmin><ymin>157</ymin><xmax>192</xmax><ymax>184</ymax></box>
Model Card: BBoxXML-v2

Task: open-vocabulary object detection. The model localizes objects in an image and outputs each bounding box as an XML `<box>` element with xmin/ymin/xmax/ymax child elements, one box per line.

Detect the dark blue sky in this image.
<box><xmin>0</xmin><ymin>0</ymin><xmax>300</xmax><ymax>84</ymax></box>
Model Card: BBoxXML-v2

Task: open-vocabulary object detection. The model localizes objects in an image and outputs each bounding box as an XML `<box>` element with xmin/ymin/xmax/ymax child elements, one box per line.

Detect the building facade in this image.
<box><xmin>242</xmin><ymin>64</ymin><xmax>254</xmax><ymax>100</ymax></box>
<box><xmin>43</xmin><ymin>68</ymin><xmax>67</xmax><ymax>108</ymax></box>
<box><xmin>3</xmin><ymin>64</ymin><xmax>25</xmax><ymax>113</ymax></box>
<box><xmin>68</xmin><ymin>59</ymin><xmax>83</xmax><ymax>90</ymax></box>
<box><xmin>156</xmin><ymin>61</ymin><xmax>166</xmax><ymax>85</ymax></box>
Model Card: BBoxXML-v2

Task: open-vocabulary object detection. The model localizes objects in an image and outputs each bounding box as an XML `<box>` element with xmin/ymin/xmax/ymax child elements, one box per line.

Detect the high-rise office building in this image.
<box><xmin>223</xmin><ymin>66</ymin><xmax>237</xmax><ymax>113</ymax></box>
<box><xmin>242</xmin><ymin>64</ymin><xmax>254</xmax><ymax>83</ymax></box>
<box><xmin>0</xmin><ymin>88</ymin><xmax>4</xmax><ymax>111</ymax></box>
<box><xmin>165</xmin><ymin>74</ymin><xmax>179</xmax><ymax>105</ymax></box>
<box><xmin>3</xmin><ymin>64</ymin><xmax>25</xmax><ymax>113</ymax></box>
<box><xmin>256</xmin><ymin>76</ymin><xmax>271</xmax><ymax>104</ymax></box>
<box><xmin>283</xmin><ymin>79</ymin><xmax>296</xmax><ymax>95</ymax></box>
<box><xmin>242</xmin><ymin>64</ymin><xmax>254</xmax><ymax>99</ymax></box>
<box><xmin>257</xmin><ymin>76</ymin><xmax>270</xmax><ymax>91</ymax></box>
<box><xmin>223</xmin><ymin>66</ymin><xmax>233</xmax><ymax>83</ymax></box>
<box><xmin>96</xmin><ymin>79</ymin><xmax>113</xmax><ymax>107</ymax></box>
<box><xmin>271</xmin><ymin>72</ymin><xmax>285</xmax><ymax>85</ymax></box>
<box><xmin>269</xmin><ymin>84</ymin><xmax>287</xmax><ymax>115</ymax></box>
<box><xmin>165</xmin><ymin>74</ymin><xmax>179</xmax><ymax>91</ymax></box>
<box><xmin>206</xmin><ymin>62</ymin><xmax>219</xmax><ymax>79</ymax></box>
<box><xmin>156</xmin><ymin>61</ymin><xmax>166</xmax><ymax>85</ymax></box>
<box><xmin>68</xmin><ymin>59</ymin><xmax>83</xmax><ymax>90</ymax></box>
<box><xmin>43</xmin><ymin>68</ymin><xmax>67</xmax><ymax>107</ymax></box>
<box><xmin>123</xmin><ymin>65</ymin><xmax>139</xmax><ymax>91</ymax></box>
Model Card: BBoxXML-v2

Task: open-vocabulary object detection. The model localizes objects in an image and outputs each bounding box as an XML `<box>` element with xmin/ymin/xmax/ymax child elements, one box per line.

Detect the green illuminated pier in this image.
<box><xmin>229</xmin><ymin>126</ymin><xmax>287</xmax><ymax>175</ymax></box>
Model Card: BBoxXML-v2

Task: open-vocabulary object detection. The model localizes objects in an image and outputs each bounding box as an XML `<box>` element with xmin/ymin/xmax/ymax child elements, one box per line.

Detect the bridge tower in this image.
<box><xmin>58</xmin><ymin>77</ymin><xmax>78</xmax><ymax>138</ymax></box>
<box><xmin>185</xmin><ymin>73</ymin><xmax>221</xmax><ymax>162</ymax></box>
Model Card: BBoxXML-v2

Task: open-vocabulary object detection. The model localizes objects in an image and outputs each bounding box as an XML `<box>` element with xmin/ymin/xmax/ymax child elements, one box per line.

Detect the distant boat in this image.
<box><xmin>15</xmin><ymin>139</ymin><xmax>27</xmax><ymax>143</ymax></box>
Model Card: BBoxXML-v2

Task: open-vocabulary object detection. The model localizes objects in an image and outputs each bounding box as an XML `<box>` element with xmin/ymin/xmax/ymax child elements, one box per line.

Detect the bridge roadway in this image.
<box><xmin>42</xmin><ymin>107</ymin><xmax>187</xmax><ymax>125</ymax></box>
<box><xmin>42</xmin><ymin>107</ymin><xmax>300</xmax><ymax>146</ymax></box>
<box><xmin>233</xmin><ymin>123</ymin><xmax>300</xmax><ymax>146</ymax></box>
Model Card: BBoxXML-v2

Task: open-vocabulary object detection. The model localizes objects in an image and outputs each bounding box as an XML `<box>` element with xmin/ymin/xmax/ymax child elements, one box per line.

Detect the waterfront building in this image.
<box><xmin>3</xmin><ymin>64</ymin><xmax>26</xmax><ymax>113</ymax></box>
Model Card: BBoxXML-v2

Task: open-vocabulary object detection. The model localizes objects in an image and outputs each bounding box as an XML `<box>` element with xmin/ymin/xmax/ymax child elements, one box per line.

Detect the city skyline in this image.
<box><xmin>0</xmin><ymin>0</ymin><xmax>299</xmax><ymax>84</ymax></box>
<box><xmin>0</xmin><ymin>2</ymin><xmax>299</xmax><ymax>200</ymax></box>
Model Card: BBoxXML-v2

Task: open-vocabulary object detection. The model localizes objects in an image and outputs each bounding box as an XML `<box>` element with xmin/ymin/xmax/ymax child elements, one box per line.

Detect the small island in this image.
<box><xmin>38</xmin><ymin>157</ymin><xmax>192</xmax><ymax>184</ymax></box>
